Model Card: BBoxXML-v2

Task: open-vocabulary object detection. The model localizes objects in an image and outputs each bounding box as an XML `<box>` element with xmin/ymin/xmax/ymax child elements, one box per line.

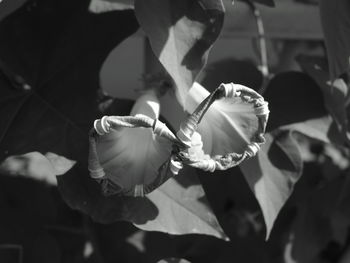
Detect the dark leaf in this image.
<box><xmin>265</xmin><ymin>71</ymin><xmax>344</xmax><ymax>144</ymax></box>
<box><xmin>320</xmin><ymin>0</ymin><xmax>350</xmax><ymax>79</ymax></box>
<box><xmin>53</xmin><ymin>95</ymin><xmax>158</xmax><ymax>225</ymax></box>
<box><xmin>0</xmin><ymin>0</ymin><xmax>139</xmax><ymax>163</ymax></box>
<box><xmin>291</xmin><ymin>173</ymin><xmax>350</xmax><ymax>263</ymax></box>
<box><xmin>238</xmin><ymin>0</ymin><xmax>275</xmax><ymax>7</ymax></box>
<box><xmin>198</xmin><ymin>59</ymin><xmax>263</xmax><ymax>92</ymax></box>
<box><xmin>0</xmin><ymin>0</ymin><xmax>143</xmax><ymax>224</ymax></box>
<box><xmin>157</xmin><ymin>258</ymin><xmax>191</xmax><ymax>263</ymax></box>
<box><xmin>296</xmin><ymin>56</ymin><xmax>350</xmax><ymax>145</ymax></box>
<box><xmin>0</xmin><ymin>174</ymin><xmax>88</xmax><ymax>263</ymax></box>
<box><xmin>0</xmin><ymin>0</ymin><xmax>27</xmax><ymax>21</ymax></box>
<box><xmin>135</xmin><ymin>0</ymin><xmax>224</xmax><ymax>105</ymax></box>
<box><xmin>57</xmin><ymin>162</ymin><xmax>159</xmax><ymax>224</ymax></box>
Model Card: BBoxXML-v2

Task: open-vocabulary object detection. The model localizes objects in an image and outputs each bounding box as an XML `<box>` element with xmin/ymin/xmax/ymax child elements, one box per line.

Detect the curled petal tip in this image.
<box><xmin>219</xmin><ymin>82</ymin><xmax>237</xmax><ymax>98</ymax></box>
<box><xmin>94</xmin><ymin>116</ymin><xmax>111</xmax><ymax>135</ymax></box>
<box><xmin>178</xmin><ymin>82</ymin><xmax>270</xmax><ymax>172</ymax></box>
<box><xmin>246</xmin><ymin>142</ymin><xmax>260</xmax><ymax>157</ymax></box>
<box><xmin>170</xmin><ymin>156</ymin><xmax>183</xmax><ymax>175</ymax></box>
<box><xmin>255</xmin><ymin>102</ymin><xmax>270</xmax><ymax>116</ymax></box>
<box><xmin>202</xmin><ymin>159</ymin><xmax>216</xmax><ymax>172</ymax></box>
<box><xmin>134</xmin><ymin>185</ymin><xmax>145</xmax><ymax>197</ymax></box>
<box><xmin>94</xmin><ymin>119</ymin><xmax>105</xmax><ymax>135</ymax></box>
<box><xmin>88</xmin><ymin>167</ymin><xmax>105</xmax><ymax>179</ymax></box>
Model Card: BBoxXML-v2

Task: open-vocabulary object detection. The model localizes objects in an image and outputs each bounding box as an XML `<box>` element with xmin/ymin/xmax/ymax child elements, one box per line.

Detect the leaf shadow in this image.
<box><xmin>264</xmin><ymin>71</ymin><xmax>328</xmax><ymax>132</ymax></box>
<box><xmin>197</xmin><ymin>58</ymin><xmax>264</xmax><ymax>92</ymax></box>
<box><xmin>135</xmin><ymin>0</ymin><xmax>224</xmax><ymax>93</ymax></box>
<box><xmin>57</xmin><ymin>163</ymin><xmax>159</xmax><ymax>225</ymax></box>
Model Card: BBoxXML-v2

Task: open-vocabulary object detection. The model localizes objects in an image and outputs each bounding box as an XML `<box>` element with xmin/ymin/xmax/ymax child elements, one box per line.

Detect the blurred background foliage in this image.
<box><xmin>0</xmin><ymin>0</ymin><xmax>349</xmax><ymax>262</ymax></box>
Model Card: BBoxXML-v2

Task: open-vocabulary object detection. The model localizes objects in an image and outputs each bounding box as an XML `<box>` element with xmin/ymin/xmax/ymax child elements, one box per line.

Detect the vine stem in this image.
<box><xmin>246</xmin><ymin>0</ymin><xmax>270</xmax><ymax>94</ymax></box>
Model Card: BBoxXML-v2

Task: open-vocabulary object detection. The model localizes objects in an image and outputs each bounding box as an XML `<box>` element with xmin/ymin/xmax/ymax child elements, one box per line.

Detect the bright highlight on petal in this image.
<box><xmin>90</xmin><ymin>90</ymin><xmax>173</xmax><ymax>196</ymax></box>
<box><xmin>184</xmin><ymin>82</ymin><xmax>267</xmax><ymax>157</ymax></box>
<box><xmin>89</xmin><ymin>82</ymin><xmax>269</xmax><ymax>197</ymax></box>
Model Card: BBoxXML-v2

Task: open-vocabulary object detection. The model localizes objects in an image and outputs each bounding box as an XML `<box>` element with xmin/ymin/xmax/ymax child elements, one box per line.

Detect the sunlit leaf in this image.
<box><xmin>89</xmin><ymin>0</ymin><xmax>134</xmax><ymax>13</ymax></box>
<box><xmin>240</xmin><ymin>130</ymin><xmax>303</xmax><ymax>239</ymax></box>
<box><xmin>320</xmin><ymin>0</ymin><xmax>350</xmax><ymax>79</ymax></box>
<box><xmin>0</xmin><ymin>152</ymin><xmax>75</xmax><ymax>185</ymax></box>
<box><xmin>135</xmin><ymin>0</ymin><xmax>224</xmax><ymax>105</ymax></box>
<box><xmin>135</xmin><ymin>167</ymin><xmax>227</xmax><ymax>240</ymax></box>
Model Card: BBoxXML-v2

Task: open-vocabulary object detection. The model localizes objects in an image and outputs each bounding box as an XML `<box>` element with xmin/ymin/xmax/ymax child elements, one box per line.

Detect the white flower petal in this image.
<box><xmin>184</xmin><ymin>82</ymin><xmax>260</xmax><ymax>156</ymax></box>
<box><xmin>95</xmin><ymin>90</ymin><xmax>172</xmax><ymax>192</ymax></box>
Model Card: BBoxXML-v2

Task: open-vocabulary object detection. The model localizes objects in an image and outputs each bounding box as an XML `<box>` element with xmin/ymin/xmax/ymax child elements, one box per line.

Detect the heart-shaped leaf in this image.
<box><xmin>240</xmin><ymin>130</ymin><xmax>303</xmax><ymax>239</ymax></box>
<box><xmin>135</xmin><ymin>168</ymin><xmax>227</xmax><ymax>240</ymax></box>
<box><xmin>0</xmin><ymin>0</ymin><xmax>151</xmax><ymax>228</ymax></box>
<box><xmin>135</xmin><ymin>0</ymin><xmax>224</xmax><ymax>105</ymax></box>
<box><xmin>0</xmin><ymin>0</ymin><xmax>139</xmax><ymax>161</ymax></box>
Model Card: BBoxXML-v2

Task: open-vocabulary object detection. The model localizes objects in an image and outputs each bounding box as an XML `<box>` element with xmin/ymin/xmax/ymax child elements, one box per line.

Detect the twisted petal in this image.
<box><xmin>184</xmin><ymin>82</ymin><xmax>261</xmax><ymax>156</ymax></box>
